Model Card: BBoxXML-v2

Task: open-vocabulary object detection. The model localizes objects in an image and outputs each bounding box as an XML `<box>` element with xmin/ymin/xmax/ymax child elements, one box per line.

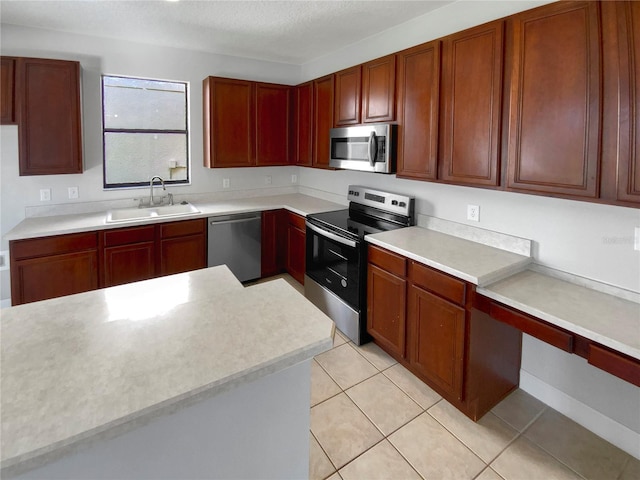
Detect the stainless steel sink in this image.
<box><xmin>106</xmin><ymin>202</ymin><xmax>200</xmax><ymax>223</ymax></box>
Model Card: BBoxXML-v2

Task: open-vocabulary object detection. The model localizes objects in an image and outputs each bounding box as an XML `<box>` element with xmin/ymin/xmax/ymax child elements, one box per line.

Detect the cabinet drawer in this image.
<box><xmin>588</xmin><ymin>344</ymin><xmax>640</xmax><ymax>387</ymax></box>
<box><xmin>288</xmin><ymin>211</ymin><xmax>306</xmax><ymax>230</ymax></box>
<box><xmin>409</xmin><ymin>261</ymin><xmax>465</xmax><ymax>305</ymax></box>
<box><xmin>368</xmin><ymin>245</ymin><xmax>406</xmax><ymax>277</ymax></box>
<box><xmin>160</xmin><ymin>219</ymin><xmax>205</xmax><ymax>239</ymax></box>
<box><xmin>489</xmin><ymin>302</ymin><xmax>574</xmax><ymax>353</ymax></box>
<box><xmin>103</xmin><ymin>226</ymin><xmax>155</xmax><ymax>247</ymax></box>
<box><xmin>11</xmin><ymin>232</ymin><xmax>97</xmax><ymax>260</ymax></box>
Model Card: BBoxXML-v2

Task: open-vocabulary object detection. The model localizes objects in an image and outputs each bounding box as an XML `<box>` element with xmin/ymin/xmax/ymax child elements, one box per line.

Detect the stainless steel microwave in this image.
<box><xmin>329</xmin><ymin>123</ymin><xmax>396</xmax><ymax>174</ymax></box>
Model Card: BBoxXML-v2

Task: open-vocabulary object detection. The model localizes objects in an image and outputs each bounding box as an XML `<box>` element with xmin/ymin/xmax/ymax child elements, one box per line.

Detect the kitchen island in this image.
<box><xmin>0</xmin><ymin>266</ymin><xmax>334</xmax><ymax>479</ymax></box>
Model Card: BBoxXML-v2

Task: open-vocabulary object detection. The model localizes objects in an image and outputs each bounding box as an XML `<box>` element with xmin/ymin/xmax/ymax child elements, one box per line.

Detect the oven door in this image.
<box><xmin>305</xmin><ymin>221</ymin><xmax>362</xmax><ymax>310</ymax></box>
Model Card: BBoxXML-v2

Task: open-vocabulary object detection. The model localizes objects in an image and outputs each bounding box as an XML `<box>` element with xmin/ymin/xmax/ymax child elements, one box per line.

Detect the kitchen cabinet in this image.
<box><xmin>14</xmin><ymin>57</ymin><xmax>83</xmax><ymax>175</ymax></box>
<box><xmin>362</xmin><ymin>54</ymin><xmax>396</xmax><ymax>123</ymax></box>
<box><xmin>294</xmin><ymin>82</ymin><xmax>313</xmax><ymax>166</ymax></box>
<box><xmin>101</xmin><ymin>225</ymin><xmax>156</xmax><ymax>287</ymax></box>
<box><xmin>159</xmin><ymin>219</ymin><xmax>207</xmax><ymax>276</ymax></box>
<box><xmin>504</xmin><ymin>1</ymin><xmax>601</xmax><ymax>199</ymax></box>
<box><xmin>334</xmin><ymin>65</ymin><xmax>361</xmax><ymax>126</ymax></box>
<box><xmin>367</xmin><ymin>245</ymin><xmax>407</xmax><ymax>359</ymax></box>
<box><xmin>1</xmin><ymin>56</ymin><xmax>17</xmax><ymax>124</ymax></box>
<box><xmin>203</xmin><ymin>77</ymin><xmax>292</xmax><ymax>168</ymax></box>
<box><xmin>286</xmin><ymin>211</ymin><xmax>306</xmax><ymax>284</ymax></box>
<box><xmin>9</xmin><ymin>233</ymin><xmax>98</xmax><ymax>305</ymax></box>
<box><xmin>396</xmin><ymin>41</ymin><xmax>441</xmax><ymax>180</ymax></box>
<box><xmin>439</xmin><ymin>20</ymin><xmax>504</xmax><ymax>187</ymax></box>
<box><xmin>261</xmin><ymin>209</ymin><xmax>287</xmax><ymax>277</ymax></box>
<box><xmin>312</xmin><ymin>75</ymin><xmax>334</xmax><ymax>169</ymax></box>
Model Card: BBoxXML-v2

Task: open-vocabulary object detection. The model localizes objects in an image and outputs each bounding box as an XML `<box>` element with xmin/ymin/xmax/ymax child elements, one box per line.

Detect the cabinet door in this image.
<box><xmin>440</xmin><ymin>21</ymin><xmax>504</xmax><ymax>187</ymax></box>
<box><xmin>203</xmin><ymin>77</ymin><xmax>255</xmax><ymax>167</ymax></box>
<box><xmin>160</xmin><ymin>235</ymin><xmax>206</xmax><ymax>276</ymax></box>
<box><xmin>295</xmin><ymin>82</ymin><xmax>313</xmax><ymax>166</ymax></box>
<box><xmin>256</xmin><ymin>83</ymin><xmax>291</xmax><ymax>166</ymax></box>
<box><xmin>616</xmin><ymin>1</ymin><xmax>640</xmax><ymax>203</ymax></box>
<box><xmin>408</xmin><ymin>284</ymin><xmax>466</xmax><ymax>400</ymax></box>
<box><xmin>103</xmin><ymin>242</ymin><xmax>156</xmax><ymax>287</ymax></box>
<box><xmin>19</xmin><ymin>58</ymin><xmax>82</xmax><ymax>175</ymax></box>
<box><xmin>286</xmin><ymin>213</ymin><xmax>306</xmax><ymax>284</ymax></box>
<box><xmin>334</xmin><ymin>66</ymin><xmax>361</xmax><ymax>126</ymax></box>
<box><xmin>367</xmin><ymin>263</ymin><xmax>407</xmax><ymax>359</ymax></box>
<box><xmin>313</xmin><ymin>75</ymin><xmax>334</xmax><ymax>168</ymax></box>
<box><xmin>362</xmin><ymin>54</ymin><xmax>396</xmax><ymax>123</ymax></box>
<box><xmin>261</xmin><ymin>209</ymin><xmax>286</xmax><ymax>277</ymax></box>
<box><xmin>1</xmin><ymin>57</ymin><xmax>17</xmax><ymax>124</ymax></box>
<box><xmin>505</xmin><ymin>1</ymin><xmax>601</xmax><ymax>198</ymax></box>
<box><xmin>396</xmin><ymin>41</ymin><xmax>441</xmax><ymax>180</ymax></box>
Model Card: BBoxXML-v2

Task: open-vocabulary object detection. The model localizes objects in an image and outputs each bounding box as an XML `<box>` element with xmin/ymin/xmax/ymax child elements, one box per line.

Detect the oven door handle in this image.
<box><xmin>306</xmin><ymin>221</ymin><xmax>358</xmax><ymax>248</ymax></box>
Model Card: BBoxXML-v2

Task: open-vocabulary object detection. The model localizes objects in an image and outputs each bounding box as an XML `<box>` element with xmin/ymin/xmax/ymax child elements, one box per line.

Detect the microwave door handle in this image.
<box><xmin>368</xmin><ymin>131</ymin><xmax>378</xmax><ymax>167</ymax></box>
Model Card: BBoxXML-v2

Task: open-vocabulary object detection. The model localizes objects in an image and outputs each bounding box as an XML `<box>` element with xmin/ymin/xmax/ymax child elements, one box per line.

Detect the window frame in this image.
<box><xmin>101</xmin><ymin>74</ymin><xmax>190</xmax><ymax>190</ymax></box>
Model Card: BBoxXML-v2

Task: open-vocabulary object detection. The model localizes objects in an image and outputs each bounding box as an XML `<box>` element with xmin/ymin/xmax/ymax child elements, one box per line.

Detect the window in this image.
<box><xmin>102</xmin><ymin>75</ymin><xmax>189</xmax><ymax>189</ymax></box>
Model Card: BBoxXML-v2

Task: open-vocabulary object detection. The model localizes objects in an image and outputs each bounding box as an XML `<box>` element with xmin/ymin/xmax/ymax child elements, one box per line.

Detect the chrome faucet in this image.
<box><xmin>150</xmin><ymin>176</ymin><xmax>165</xmax><ymax>206</ymax></box>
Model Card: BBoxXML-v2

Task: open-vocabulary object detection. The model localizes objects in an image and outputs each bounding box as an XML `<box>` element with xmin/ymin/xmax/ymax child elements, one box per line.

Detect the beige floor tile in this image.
<box><xmin>352</xmin><ymin>341</ymin><xmax>397</xmax><ymax>371</ymax></box>
<box><xmin>524</xmin><ymin>409</ymin><xmax>629</xmax><ymax>480</ymax></box>
<box><xmin>491</xmin><ymin>389</ymin><xmax>546</xmax><ymax>432</ymax></box>
<box><xmin>475</xmin><ymin>467</ymin><xmax>505</xmax><ymax>480</ymax></box>
<box><xmin>311</xmin><ymin>360</ymin><xmax>342</xmax><ymax>406</ymax></box>
<box><xmin>383</xmin><ymin>363</ymin><xmax>441</xmax><ymax>409</ymax></box>
<box><xmin>389</xmin><ymin>412</ymin><xmax>486</xmax><ymax>479</ymax></box>
<box><xmin>491</xmin><ymin>437</ymin><xmax>583</xmax><ymax>480</ymax></box>
<box><xmin>620</xmin><ymin>456</ymin><xmax>640</xmax><ymax>480</ymax></box>
<box><xmin>429</xmin><ymin>400</ymin><xmax>518</xmax><ymax>463</ymax></box>
<box><xmin>333</xmin><ymin>329</ymin><xmax>348</xmax><ymax>347</ymax></box>
<box><xmin>315</xmin><ymin>343</ymin><xmax>378</xmax><ymax>389</ymax></box>
<box><xmin>311</xmin><ymin>393</ymin><xmax>384</xmax><ymax>469</ymax></box>
<box><xmin>327</xmin><ymin>473</ymin><xmax>342</xmax><ymax>480</ymax></box>
<box><xmin>310</xmin><ymin>433</ymin><xmax>336</xmax><ymax>480</ymax></box>
<box><xmin>339</xmin><ymin>440</ymin><xmax>421</xmax><ymax>480</ymax></box>
<box><xmin>346</xmin><ymin>373</ymin><xmax>422</xmax><ymax>435</ymax></box>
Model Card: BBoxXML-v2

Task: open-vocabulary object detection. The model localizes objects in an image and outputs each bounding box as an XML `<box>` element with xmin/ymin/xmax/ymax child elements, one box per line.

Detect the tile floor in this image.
<box><xmin>257</xmin><ymin>275</ymin><xmax>639</xmax><ymax>480</ymax></box>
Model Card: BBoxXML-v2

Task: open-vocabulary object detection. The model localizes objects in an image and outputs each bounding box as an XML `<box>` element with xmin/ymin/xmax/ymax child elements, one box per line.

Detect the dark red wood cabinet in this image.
<box><xmin>285</xmin><ymin>211</ymin><xmax>306</xmax><ymax>284</ymax></box>
<box><xmin>101</xmin><ymin>225</ymin><xmax>156</xmax><ymax>287</ymax></box>
<box><xmin>255</xmin><ymin>82</ymin><xmax>292</xmax><ymax>166</ymax></box>
<box><xmin>362</xmin><ymin>54</ymin><xmax>396</xmax><ymax>123</ymax></box>
<box><xmin>261</xmin><ymin>209</ymin><xmax>287</xmax><ymax>277</ymax></box>
<box><xmin>159</xmin><ymin>219</ymin><xmax>207</xmax><ymax>276</ymax></box>
<box><xmin>1</xmin><ymin>56</ymin><xmax>17</xmax><ymax>124</ymax></box>
<box><xmin>312</xmin><ymin>75</ymin><xmax>334</xmax><ymax>169</ymax></box>
<box><xmin>294</xmin><ymin>82</ymin><xmax>314</xmax><ymax>166</ymax></box>
<box><xmin>334</xmin><ymin>65</ymin><xmax>361</xmax><ymax>126</ymax></box>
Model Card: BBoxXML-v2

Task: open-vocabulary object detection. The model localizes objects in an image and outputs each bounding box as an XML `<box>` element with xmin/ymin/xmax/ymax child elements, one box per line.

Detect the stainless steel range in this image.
<box><xmin>304</xmin><ymin>186</ymin><xmax>415</xmax><ymax>345</ymax></box>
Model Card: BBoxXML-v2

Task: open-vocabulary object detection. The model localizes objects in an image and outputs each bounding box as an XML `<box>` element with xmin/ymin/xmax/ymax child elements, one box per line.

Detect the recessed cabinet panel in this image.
<box><xmin>505</xmin><ymin>1</ymin><xmax>601</xmax><ymax>198</ymax></box>
<box><xmin>440</xmin><ymin>21</ymin><xmax>504</xmax><ymax>186</ymax></box>
<box><xmin>396</xmin><ymin>41</ymin><xmax>441</xmax><ymax>180</ymax></box>
<box><xmin>334</xmin><ymin>66</ymin><xmax>361</xmax><ymax>126</ymax></box>
<box><xmin>362</xmin><ymin>54</ymin><xmax>396</xmax><ymax>123</ymax></box>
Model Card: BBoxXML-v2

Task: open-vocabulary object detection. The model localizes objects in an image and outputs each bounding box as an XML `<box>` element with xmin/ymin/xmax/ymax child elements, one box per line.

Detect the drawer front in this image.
<box><xmin>409</xmin><ymin>261</ymin><xmax>466</xmax><ymax>305</ymax></box>
<box><xmin>160</xmin><ymin>219</ymin><xmax>205</xmax><ymax>239</ymax></box>
<box><xmin>11</xmin><ymin>232</ymin><xmax>97</xmax><ymax>260</ymax></box>
<box><xmin>588</xmin><ymin>344</ymin><xmax>640</xmax><ymax>387</ymax></box>
<box><xmin>490</xmin><ymin>302</ymin><xmax>574</xmax><ymax>353</ymax></box>
<box><xmin>368</xmin><ymin>244</ymin><xmax>406</xmax><ymax>277</ymax></box>
<box><xmin>104</xmin><ymin>226</ymin><xmax>155</xmax><ymax>247</ymax></box>
<box><xmin>288</xmin><ymin>211</ymin><xmax>306</xmax><ymax>230</ymax></box>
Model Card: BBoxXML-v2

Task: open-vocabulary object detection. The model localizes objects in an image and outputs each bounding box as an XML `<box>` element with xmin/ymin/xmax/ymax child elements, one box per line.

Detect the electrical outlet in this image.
<box><xmin>40</xmin><ymin>188</ymin><xmax>51</xmax><ymax>202</ymax></box>
<box><xmin>635</xmin><ymin>227</ymin><xmax>640</xmax><ymax>251</ymax></box>
<box><xmin>467</xmin><ymin>204</ymin><xmax>480</xmax><ymax>222</ymax></box>
<box><xmin>265</xmin><ymin>175</ymin><xmax>272</xmax><ymax>185</ymax></box>
<box><xmin>223</xmin><ymin>178</ymin><xmax>230</xmax><ymax>189</ymax></box>
<box><xmin>291</xmin><ymin>174</ymin><xmax>297</xmax><ymax>184</ymax></box>
<box><xmin>68</xmin><ymin>186</ymin><xmax>79</xmax><ymax>199</ymax></box>
<box><xmin>0</xmin><ymin>250</ymin><xmax>8</xmax><ymax>271</ymax></box>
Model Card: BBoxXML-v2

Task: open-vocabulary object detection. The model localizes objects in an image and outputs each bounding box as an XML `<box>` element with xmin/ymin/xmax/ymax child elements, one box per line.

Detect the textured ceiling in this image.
<box><xmin>0</xmin><ymin>0</ymin><xmax>453</xmax><ymax>64</ymax></box>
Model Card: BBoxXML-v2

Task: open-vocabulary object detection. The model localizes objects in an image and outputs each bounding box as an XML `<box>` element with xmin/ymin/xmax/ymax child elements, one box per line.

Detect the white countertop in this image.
<box><xmin>365</xmin><ymin>226</ymin><xmax>532</xmax><ymax>286</ymax></box>
<box><xmin>478</xmin><ymin>269</ymin><xmax>640</xmax><ymax>360</ymax></box>
<box><xmin>0</xmin><ymin>266</ymin><xmax>335</xmax><ymax>473</ymax></box>
<box><xmin>4</xmin><ymin>193</ymin><xmax>345</xmax><ymax>241</ymax></box>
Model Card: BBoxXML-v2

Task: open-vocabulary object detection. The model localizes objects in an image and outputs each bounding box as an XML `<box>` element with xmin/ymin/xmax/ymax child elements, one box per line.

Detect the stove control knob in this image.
<box><xmin>341</xmin><ymin>279</ymin><xmax>347</xmax><ymax>288</ymax></box>
<box><xmin>391</xmin><ymin>200</ymin><xmax>398</xmax><ymax>206</ymax></box>
<box><xmin>399</xmin><ymin>202</ymin><xmax>406</xmax><ymax>207</ymax></box>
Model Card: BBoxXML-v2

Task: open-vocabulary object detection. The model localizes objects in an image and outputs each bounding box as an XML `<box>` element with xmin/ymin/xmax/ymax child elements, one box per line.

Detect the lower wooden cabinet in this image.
<box><xmin>286</xmin><ymin>212</ymin><xmax>306</xmax><ymax>284</ymax></box>
<box><xmin>102</xmin><ymin>226</ymin><xmax>156</xmax><ymax>287</ymax></box>
<box><xmin>261</xmin><ymin>209</ymin><xmax>286</xmax><ymax>277</ymax></box>
<box><xmin>158</xmin><ymin>219</ymin><xmax>207</xmax><ymax>276</ymax></box>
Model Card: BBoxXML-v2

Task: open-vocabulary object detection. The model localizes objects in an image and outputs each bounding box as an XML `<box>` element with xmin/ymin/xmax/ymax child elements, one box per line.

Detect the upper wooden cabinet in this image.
<box><xmin>396</xmin><ymin>41</ymin><xmax>441</xmax><ymax>180</ymax></box>
<box><xmin>203</xmin><ymin>77</ymin><xmax>292</xmax><ymax>168</ymax></box>
<box><xmin>362</xmin><ymin>54</ymin><xmax>396</xmax><ymax>123</ymax></box>
<box><xmin>294</xmin><ymin>82</ymin><xmax>313</xmax><ymax>166</ymax></box>
<box><xmin>334</xmin><ymin>65</ymin><xmax>361</xmax><ymax>126</ymax></box>
<box><xmin>1</xmin><ymin>57</ymin><xmax>17</xmax><ymax>124</ymax></box>
<box><xmin>504</xmin><ymin>1</ymin><xmax>602</xmax><ymax>198</ymax></box>
<box><xmin>312</xmin><ymin>75</ymin><xmax>334</xmax><ymax>168</ymax></box>
<box><xmin>439</xmin><ymin>21</ymin><xmax>504</xmax><ymax>187</ymax></box>
<box><xmin>15</xmin><ymin>57</ymin><xmax>83</xmax><ymax>175</ymax></box>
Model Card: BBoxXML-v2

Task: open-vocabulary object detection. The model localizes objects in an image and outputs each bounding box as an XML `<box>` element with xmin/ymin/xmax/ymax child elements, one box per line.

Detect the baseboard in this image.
<box><xmin>520</xmin><ymin>370</ymin><xmax>640</xmax><ymax>460</ymax></box>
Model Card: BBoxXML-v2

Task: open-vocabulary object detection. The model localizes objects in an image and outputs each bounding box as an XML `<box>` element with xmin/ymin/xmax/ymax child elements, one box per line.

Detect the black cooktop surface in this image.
<box><xmin>307</xmin><ymin>207</ymin><xmax>410</xmax><ymax>240</ymax></box>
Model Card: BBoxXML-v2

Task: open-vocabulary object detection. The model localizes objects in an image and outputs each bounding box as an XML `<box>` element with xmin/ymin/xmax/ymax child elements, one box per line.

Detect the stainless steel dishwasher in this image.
<box><xmin>207</xmin><ymin>212</ymin><xmax>261</xmax><ymax>282</ymax></box>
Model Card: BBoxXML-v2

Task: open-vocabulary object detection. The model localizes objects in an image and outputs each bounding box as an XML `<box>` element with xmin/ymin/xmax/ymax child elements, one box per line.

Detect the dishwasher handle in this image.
<box><xmin>209</xmin><ymin>213</ymin><xmax>261</xmax><ymax>226</ymax></box>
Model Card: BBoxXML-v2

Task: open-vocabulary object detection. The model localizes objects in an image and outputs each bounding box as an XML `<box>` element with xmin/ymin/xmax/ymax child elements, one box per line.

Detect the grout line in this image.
<box><xmin>310</xmin><ymin>429</ymin><xmax>338</xmax><ymax>478</ymax></box>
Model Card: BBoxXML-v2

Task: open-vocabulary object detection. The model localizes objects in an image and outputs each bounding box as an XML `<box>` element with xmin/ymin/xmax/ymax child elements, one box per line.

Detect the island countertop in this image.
<box><xmin>0</xmin><ymin>266</ymin><xmax>334</xmax><ymax>474</ymax></box>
